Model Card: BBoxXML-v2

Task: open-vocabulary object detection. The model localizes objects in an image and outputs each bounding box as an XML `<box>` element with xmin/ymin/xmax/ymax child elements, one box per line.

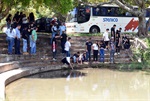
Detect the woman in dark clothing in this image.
<box><xmin>28</xmin><ymin>12</ymin><xmax>35</xmax><ymax>23</ymax></box>
<box><xmin>61</xmin><ymin>31</ymin><xmax>67</xmax><ymax>53</ymax></box>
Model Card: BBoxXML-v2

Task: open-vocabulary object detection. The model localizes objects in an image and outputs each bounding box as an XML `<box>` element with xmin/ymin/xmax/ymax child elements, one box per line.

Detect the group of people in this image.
<box><xmin>5</xmin><ymin>23</ymin><xmax>38</xmax><ymax>55</ymax></box>
<box><xmin>5</xmin><ymin>12</ymin><xmax>131</xmax><ymax>69</ymax></box>
<box><xmin>5</xmin><ymin>12</ymin><xmax>38</xmax><ymax>55</ymax></box>
<box><xmin>68</xmin><ymin>24</ymin><xmax>131</xmax><ymax>65</ymax></box>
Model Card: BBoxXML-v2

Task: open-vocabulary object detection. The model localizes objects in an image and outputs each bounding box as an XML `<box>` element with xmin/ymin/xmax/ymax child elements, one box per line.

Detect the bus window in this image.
<box><xmin>108</xmin><ymin>7</ymin><xmax>115</xmax><ymax>16</ymax></box>
<box><xmin>146</xmin><ymin>9</ymin><xmax>150</xmax><ymax>17</ymax></box>
<box><xmin>100</xmin><ymin>7</ymin><xmax>108</xmax><ymax>16</ymax></box>
<box><xmin>114</xmin><ymin>8</ymin><xmax>119</xmax><ymax>16</ymax></box>
<box><xmin>77</xmin><ymin>7</ymin><xmax>90</xmax><ymax>23</ymax></box>
<box><xmin>93</xmin><ymin>7</ymin><xmax>100</xmax><ymax>16</ymax></box>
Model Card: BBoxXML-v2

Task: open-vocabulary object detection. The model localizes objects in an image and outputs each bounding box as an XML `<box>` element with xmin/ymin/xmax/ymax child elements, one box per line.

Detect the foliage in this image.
<box><xmin>0</xmin><ymin>0</ymin><xmax>74</xmax><ymax>21</ymax></box>
<box><xmin>145</xmin><ymin>37</ymin><xmax>150</xmax><ymax>48</ymax></box>
<box><xmin>144</xmin><ymin>48</ymin><xmax>150</xmax><ymax>61</ymax></box>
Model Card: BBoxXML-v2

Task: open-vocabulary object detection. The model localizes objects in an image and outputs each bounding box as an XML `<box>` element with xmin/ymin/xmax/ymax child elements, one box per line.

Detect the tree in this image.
<box><xmin>80</xmin><ymin>0</ymin><xmax>150</xmax><ymax>36</ymax></box>
<box><xmin>113</xmin><ymin>0</ymin><xmax>150</xmax><ymax>36</ymax></box>
<box><xmin>0</xmin><ymin>0</ymin><xmax>74</xmax><ymax>22</ymax></box>
<box><xmin>0</xmin><ymin>0</ymin><xmax>31</xmax><ymax>21</ymax></box>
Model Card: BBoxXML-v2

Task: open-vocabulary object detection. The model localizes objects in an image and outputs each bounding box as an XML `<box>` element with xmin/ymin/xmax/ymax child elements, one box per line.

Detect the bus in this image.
<box><xmin>66</xmin><ymin>4</ymin><xmax>150</xmax><ymax>33</ymax></box>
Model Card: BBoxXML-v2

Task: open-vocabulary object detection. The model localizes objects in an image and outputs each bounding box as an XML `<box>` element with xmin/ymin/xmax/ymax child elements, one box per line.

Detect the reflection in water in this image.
<box><xmin>27</xmin><ymin>70</ymin><xmax>86</xmax><ymax>79</ymax></box>
<box><xmin>6</xmin><ymin>69</ymin><xmax>150</xmax><ymax>101</ymax></box>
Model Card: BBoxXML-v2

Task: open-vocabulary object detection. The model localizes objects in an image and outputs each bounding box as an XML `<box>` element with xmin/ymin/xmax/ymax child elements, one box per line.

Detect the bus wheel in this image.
<box><xmin>90</xmin><ymin>26</ymin><xmax>100</xmax><ymax>33</ymax></box>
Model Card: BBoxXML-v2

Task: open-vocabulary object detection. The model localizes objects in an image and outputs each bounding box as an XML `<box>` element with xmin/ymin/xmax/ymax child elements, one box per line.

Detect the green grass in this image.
<box><xmin>68</xmin><ymin>33</ymin><xmax>103</xmax><ymax>37</ymax></box>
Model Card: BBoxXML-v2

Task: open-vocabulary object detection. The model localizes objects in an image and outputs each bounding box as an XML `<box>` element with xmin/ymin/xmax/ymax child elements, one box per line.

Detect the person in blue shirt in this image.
<box><xmin>15</xmin><ymin>24</ymin><xmax>21</xmax><ymax>54</ymax></box>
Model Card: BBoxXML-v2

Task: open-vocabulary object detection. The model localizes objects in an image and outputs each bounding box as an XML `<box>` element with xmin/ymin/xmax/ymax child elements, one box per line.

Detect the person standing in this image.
<box><xmin>5</xmin><ymin>26</ymin><xmax>16</xmax><ymax>54</ymax></box>
<box><xmin>115</xmin><ymin>33</ymin><xmax>121</xmax><ymax>54</ymax></box>
<box><xmin>59</xmin><ymin>22</ymin><xmax>66</xmax><ymax>36</ymax></box>
<box><xmin>52</xmin><ymin>34</ymin><xmax>60</xmax><ymax>60</ymax></box>
<box><xmin>28</xmin><ymin>22</ymin><xmax>36</xmax><ymax>49</ymax></box>
<box><xmin>61</xmin><ymin>31</ymin><xmax>67</xmax><ymax>54</ymax></box>
<box><xmin>22</xmin><ymin>14</ymin><xmax>28</xmax><ymax>31</ymax></box>
<box><xmin>31</xmin><ymin>27</ymin><xmax>38</xmax><ymax>54</ymax></box>
<box><xmin>51</xmin><ymin>23</ymin><xmax>58</xmax><ymax>44</ymax></box>
<box><xmin>103</xmin><ymin>28</ymin><xmax>109</xmax><ymax>49</ymax></box>
<box><xmin>92</xmin><ymin>40</ymin><xmax>99</xmax><ymax>62</ymax></box>
<box><xmin>22</xmin><ymin>27</ymin><xmax>29</xmax><ymax>55</ymax></box>
<box><xmin>15</xmin><ymin>24</ymin><xmax>21</xmax><ymax>55</ymax></box>
<box><xmin>99</xmin><ymin>40</ymin><xmax>105</xmax><ymax>63</ymax></box>
<box><xmin>109</xmin><ymin>37</ymin><xmax>116</xmax><ymax>63</ymax></box>
<box><xmin>6</xmin><ymin>14</ymin><xmax>12</xmax><ymax>29</ymax></box>
<box><xmin>86</xmin><ymin>38</ymin><xmax>93</xmax><ymax>61</ymax></box>
<box><xmin>116</xmin><ymin>28</ymin><xmax>122</xmax><ymax>38</ymax></box>
<box><xmin>65</xmin><ymin>37</ymin><xmax>71</xmax><ymax>57</ymax></box>
<box><xmin>111</xmin><ymin>24</ymin><xmax>116</xmax><ymax>41</ymax></box>
<box><xmin>28</xmin><ymin>12</ymin><xmax>35</xmax><ymax>23</ymax></box>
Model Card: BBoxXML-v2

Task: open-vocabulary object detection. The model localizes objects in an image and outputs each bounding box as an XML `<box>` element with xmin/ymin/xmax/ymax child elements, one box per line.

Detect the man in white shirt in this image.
<box><xmin>103</xmin><ymin>28</ymin><xmax>110</xmax><ymax>49</ymax></box>
<box><xmin>65</xmin><ymin>37</ymin><xmax>71</xmax><ymax>57</ymax></box>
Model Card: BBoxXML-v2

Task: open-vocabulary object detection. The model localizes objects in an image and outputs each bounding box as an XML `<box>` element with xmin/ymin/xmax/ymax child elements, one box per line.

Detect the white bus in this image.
<box><xmin>66</xmin><ymin>4</ymin><xmax>150</xmax><ymax>33</ymax></box>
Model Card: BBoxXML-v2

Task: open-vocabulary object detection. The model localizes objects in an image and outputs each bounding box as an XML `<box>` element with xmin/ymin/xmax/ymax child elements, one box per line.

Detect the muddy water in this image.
<box><xmin>6</xmin><ymin>68</ymin><xmax>150</xmax><ymax>101</ymax></box>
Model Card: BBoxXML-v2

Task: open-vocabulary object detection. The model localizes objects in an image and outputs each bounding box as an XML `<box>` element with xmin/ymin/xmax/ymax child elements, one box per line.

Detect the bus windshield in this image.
<box><xmin>66</xmin><ymin>6</ymin><xmax>91</xmax><ymax>23</ymax></box>
<box><xmin>66</xmin><ymin>8</ymin><xmax>77</xmax><ymax>23</ymax></box>
<box><xmin>77</xmin><ymin>6</ymin><xmax>91</xmax><ymax>23</ymax></box>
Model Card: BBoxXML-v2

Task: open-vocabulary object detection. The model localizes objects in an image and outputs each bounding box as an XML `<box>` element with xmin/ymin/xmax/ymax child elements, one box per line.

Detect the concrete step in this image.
<box><xmin>0</xmin><ymin>49</ymin><xmax>130</xmax><ymax>63</ymax></box>
<box><xmin>18</xmin><ymin>54</ymin><xmax>131</xmax><ymax>66</ymax></box>
<box><xmin>0</xmin><ymin>61</ymin><xmax>19</xmax><ymax>73</ymax></box>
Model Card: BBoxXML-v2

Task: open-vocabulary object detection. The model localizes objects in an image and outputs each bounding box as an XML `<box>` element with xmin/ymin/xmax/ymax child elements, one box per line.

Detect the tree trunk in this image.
<box><xmin>137</xmin><ymin>16</ymin><xmax>147</xmax><ymax>36</ymax></box>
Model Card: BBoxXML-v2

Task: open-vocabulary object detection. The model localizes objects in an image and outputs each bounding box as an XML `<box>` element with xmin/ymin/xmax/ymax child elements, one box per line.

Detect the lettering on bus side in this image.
<box><xmin>103</xmin><ymin>18</ymin><xmax>118</xmax><ymax>22</ymax></box>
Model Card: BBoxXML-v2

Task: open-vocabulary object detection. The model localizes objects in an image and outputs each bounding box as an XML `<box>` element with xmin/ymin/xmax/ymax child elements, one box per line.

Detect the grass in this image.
<box><xmin>68</xmin><ymin>33</ymin><xmax>103</xmax><ymax>37</ymax></box>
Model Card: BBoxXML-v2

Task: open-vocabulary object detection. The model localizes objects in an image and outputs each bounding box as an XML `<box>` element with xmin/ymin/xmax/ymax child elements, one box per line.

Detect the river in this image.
<box><xmin>6</xmin><ymin>68</ymin><xmax>150</xmax><ymax>101</ymax></box>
